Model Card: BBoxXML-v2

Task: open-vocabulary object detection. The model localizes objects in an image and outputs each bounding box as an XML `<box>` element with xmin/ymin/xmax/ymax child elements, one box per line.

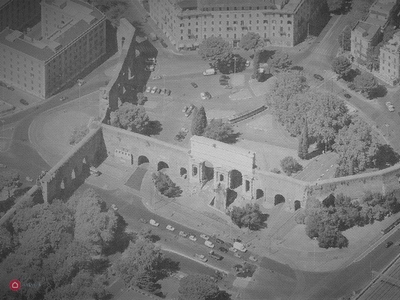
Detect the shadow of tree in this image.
<box><xmin>375</xmin><ymin>144</ymin><xmax>400</xmax><ymax>169</ymax></box>
<box><xmin>226</xmin><ymin>189</ymin><xmax>237</xmax><ymax>207</ymax></box>
<box><xmin>144</xmin><ymin>120</ymin><xmax>163</xmax><ymax>136</ymax></box>
<box><xmin>156</xmin><ymin>257</ymin><xmax>180</xmax><ymax>281</ymax></box>
<box><xmin>222</xmin><ymin>132</ymin><xmax>242</xmax><ymax>144</ymax></box>
<box><xmin>216</xmin><ymin>290</ymin><xmax>232</xmax><ymax>300</ymax></box>
<box><xmin>103</xmin><ymin>215</ymin><xmax>134</xmax><ymax>255</ymax></box>
<box><xmin>258</xmin><ymin>49</ymin><xmax>276</xmax><ymax>63</ymax></box>
<box><xmin>371</xmin><ymin>85</ymin><xmax>387</xmax><ymax>98</ymax></box>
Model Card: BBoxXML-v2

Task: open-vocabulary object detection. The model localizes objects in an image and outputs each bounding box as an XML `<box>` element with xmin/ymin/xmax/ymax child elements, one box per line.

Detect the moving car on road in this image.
<box><xmin>313</xmin><ymin>74</ymin><xmax>324</xmax><ymax>81</ymax></box>
<box><xmin>149</xmin><ymin>219</ymin><xmax>159</xmax><ymax>227</ymax></box>
<box><xmin>195</xmin><ymin>254</ymin><xmax>208</xmax><ymax>262</ymax></box>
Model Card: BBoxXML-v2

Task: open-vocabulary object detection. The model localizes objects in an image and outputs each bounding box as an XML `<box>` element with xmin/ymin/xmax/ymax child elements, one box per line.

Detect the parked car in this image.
<box><xmin>182</xmin><ymin>106</ymin><xmax>188</xmax><ymax>113</ymax></box>
<box><xmin>189</xmin><ymin>234</ymin><xmax>197</xmax><ymax>241</ymax></box>
<box><xmin>179</xmin><ymin>231</ymin><xmax>188</xmax><ymax>238</ymax></box>
<box><xmin>181</xmin><ymin>127</ymin><xmax>189</xmax><ymax>133</ymax></box>
<box><xmin>245</xmin><ymin>60</ymin><xmax>251</xmax><ymax>67</ymax></box>
<box><xmin>386</xmin><ymin>101</ymin><xmax>395</xmax><ymax>112</ymax></box>
<box><xmin>220</xmin><ymin>74</ymin><xmax>230</xmax><ymax>79</ymax></box>
<box><xmin>20</xmin><ymin>99</ymin><xmax>29</xmax><ymax>106</ymax></box>
<box><xmin>229</xmin><ymin>247</ymin><xmax>238</xmax><ymax>253</ymax></box>
<box><xmin>160</xmin><ymin>39</ymin><xmax>168</xmax><ymax>48</ymax></box>
<box><xmin>313</xmin><ymin>74</ymin><xmax>324</xmax><ymax>81</ymax></box>
<box><xmin>200</xmin><ymin>92</ymin><xmax>212</xmax><ymax>100</ymax></box>
<box><xmin>139</xmin><ymin>218</ymin><xmax>147</xmax><ymax>224</ymax></box>
<box><xmin>152</xmin><ymin>75</ymin><xmax>162</xmax><ymax>80</ymax></box>
<box><xmin>205</xmin><ymin>240</ymin><xmax>215</xmax><ymax>248</ymax></box>
<box><xmin>191</xmin><ymin>82</ymin><xmax>198</xmax><ymax>88</ymax></box>
<box><xmin>111</xmin><ymin>204</ymin><xmax>118</xmax><ymax>211</ymax></box>
<box><xmin>209</xmin><ymin>250</ymin><xmax>223</xmax><ymax>260</ymax></box>
<box><xmin>219</xmin><ymin>80</ymin><xmax>229</xmax><ymax>86</ymax></box>
<box><xmin>159</xmin><ymin>88</ymin><xmax>165</xmax><ymax>95</ymax></box>
<box><xmin>149</xmin><ymin>219</ymin><xmax>159</xmax><ymax>227</ymax></box>
<box><xmin>386</xmin><ymin>241</ymin><xmax>394</xmax><ymax>248</ymax></box>
<box><xmin>146</xmin><ymin>86</ymin><xmax>151</xmax><ymax>93</ymax></box>
<box><xmin>165</xmin><ymin>89</ymin><xmax>171</xmax><ymax>96</ymax></box>
<box><xmin>216</xmin><ymin>238</ymin><xmax>224</xmax><ymax>244</ymax></box>
<box><xmin>7</xmin><ymin>86</ymin><xmax>15</xmax><ymax>91</ymax></box>
<box><xmin>60</xmin><ymin>96</ymin><xmax>68</xmax><ymax>101</ymax></box>
<box><xmin>234</xmin><ymin>252</ymin><xmax>242</xmax><ymax>258</ymax></box>
<box><xmin>166</xmin><ymin>225</ymin><xmax>175</xmax><ymax>231</ymax></box>
<box><xmin>156</xmin><ymin>88</ymin><xmax>162</xmax><ymax>94</ymax></box>
<box><xmin>224</xmin><ymin>85</ymin><xmax>232</xmax><ymax>89</ymax></box>
<box><xmin>200</xmin><ymin>234</ymin><xmax>210</xmax><ymax>240</ymax></box>
<box><xmin>249</xmin><ymin>255</ymin><xmax>258</xmax><ymax>262</ymax></box>
<box><xmin>151</xmin><ymin>86</ymin><xmax>157</xmax><ymax>93</ymax></box>
<box><xmin>344</xmin><ymin>93</ymin><xmax>351</xmax><ymax>99</ymax></box>
<box><xmin>145</xmin><ymin>65</ymin><xmax>155</xmax><ymax>72</ymax></box>
<box><xmin>146</xmin><ymin>57</ymin><xmax>157</xmax><ymax>63</ymax></box>
<box><xmin>185</xmin><ymin>104</ymin><xmax>195</xmax><ymax>117</ymax></box>
<box><xmin>219</xmin><ymin>247</ymin><xmax>228</xmax><ymax>253</ymax></box>
<box><xmin>195</xmin><ymin>254</ymin><xmax>208</xmax><ymax>262</ymax></box>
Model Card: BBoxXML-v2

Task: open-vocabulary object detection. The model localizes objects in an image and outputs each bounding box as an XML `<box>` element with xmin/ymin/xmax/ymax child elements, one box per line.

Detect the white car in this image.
<box><xmin>204</xmin><ymin>240</ymin><xmax>215</xmax><ymax>248</ymax></box>
<box><xmin>229</xmin><ymin>247</ymin><xmax>238</xmax><ymax>253</ymax></box>
<box><xmin>149</xmin><ymin>219</ymin><xmax>159</xmax><ymax>227</ymax></box>
<box><xmin>189</xmin><ymin>234</ymin><xmax>197</xmax><ymax>241</ymax></box>
<box><xmin>152</xmin><ymin>75</ymin><xmax>162</xmax><ymax>80</ymax></box>
<box><xmin>111</xmin><ymin>204</ymin><xmax>118</xmax><ymax>211</ymax></box>
<box><xmin>386</xmin><ymin>101</ymin><xmax>395</xmax><ymax>112</ymax></box>
<box><xmin>179</xmin><ymin>231</ymin><xmax>188</xmax><ymax>237</ymax></box>
<box><xmin>195</xmin><ymin>254</ymin><xmax>208</xmax><ymax>262</ymax></box>
<box><xmin>200</xmin><ymin>92</ymin><xmax>212</xmax><ymax>100</ymax></box>
<box><xmin>151</xmin><ymin>86</ymin><xmax>158</xmax><ymax>94</ymax></box>
<box><xmin>200</xmin><ymin>234</ymin><xmax>210</xmax><ymax>240</ymax></box>
<box><xmin>166</xmin><ymin>225</ymin><xmax>175</xmax><ymax>231</ymax></box>
<box><xmin>249</xmin><ymin>255</ymin><xmax>258</xmax><ymax>262</ymax></box>
<box><xmin>145</xmin><ymin>86</ymin><xmax>151</xmax><ymax>93</ymax></box>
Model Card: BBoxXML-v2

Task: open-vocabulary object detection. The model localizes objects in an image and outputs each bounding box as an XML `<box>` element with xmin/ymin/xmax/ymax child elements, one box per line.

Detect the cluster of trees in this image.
<box><xmin>0</xmin><ymin>170</ymin><xmax>20</xmax><ymax>201</ymax></box>
<box><xmin>198</xmin><ymin>37</ymin><xmax>246</xmax><ymax>74</ymax></box>
<box><xmin>229</xmin><ymin>203</ymin><xmax>264</xmax><ymax>230</ymax></box>
<box><xmin>178</xmin><ymin>274</ymin><xmax>229</xmax><ymax>300</ymax></box>
<box><xmin>267</xmin><ymin>72</ymin><xmax>397</xmax><ymax>176</ymax></box>
<box><xmin>191</xmin><ymin>106</ymin><xmax>239</xmax><ymax>144</ymax></box>
<box><xmin>280</xmin><ymin>156</ymin><xmax>303</xmax><ymax>176</ymax></box>
<box><xmin>69</xmin><ymin>124</ymin><xmax>89</xmax><ymax>145</ymax></box>
<box><xmin>0</xmin><ymin>188</ymin><xmax>119</xmax><ymax>299</ymax></box>
<box><xmin>296</xmin><ymin>192</ymin><xmax>400</xmax><ymax>248</ymax></box>
<box><xmin>152</xmin><ymin>171</ymin><xmax>182</xmax><ymax>198</ymax></box>
<box><xmin>110</xmin><ymin>102</ymin><xmax>150</xmax><ymax>134</ymax></box>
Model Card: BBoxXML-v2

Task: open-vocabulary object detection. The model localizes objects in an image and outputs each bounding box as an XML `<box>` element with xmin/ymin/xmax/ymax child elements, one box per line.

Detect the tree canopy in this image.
<box><xmin>327</xmin><ymin>0</ymin><xmax>343</xmax><ymax>11</ymax></box>
<box><xmin>152</xmin><ymin>171</ymin><xmax>182</xmax><ymax>198</ymax></box>
<box><xmin>239</xmin><ymin>32</ymin><xmax>264</xmax><ymax>51</ymax></box>
<box><xmin>268</xmin><ymin>51</ymin><xmax>292</xmax><ymax>74</ymax></box>
<box><xmin>230</xmin><ymin>203</ymin><xmax>264</xmax><ymax>230</ymax></box>
<box><xmin>198</xmin><ymin>36</ymin><xmax>233</xmax><ymax>65</ymax></box>
<box><xmin>280</xmin><ymin>156</ymin><xmax>303</xmax><ymax>176</ymax></box>
<box><xmin>353</xmin><ymin>73</ymin><xmax>378</xmax><ymax>99</ymax></box>
<box><xmin>110</xmin><ymin>102</ymin><xmax>150</xmax><ymax>133</ymax></box>
<box><xmin>203</xmin><ymin>119</ymin><xmax>238</xmax><ymax>143</ymax></box>
<box><xmin>178</xmin><ymin>274</ymin><xmax>220</xmax><ymax>300</ymax></box>
<box><xmin>191</xmin><ymin>106</ymin><xmax>208</xmax><ymax>136</ymax></box>
<box><xmin>338</xmin><ymin>26</ymin><xmax>351</xmax><ymax>51</ymax></box>
<box><xmin>331</xmin><ymin>56</ymin><xmax>351</xmax><ymax>79</ymax></box>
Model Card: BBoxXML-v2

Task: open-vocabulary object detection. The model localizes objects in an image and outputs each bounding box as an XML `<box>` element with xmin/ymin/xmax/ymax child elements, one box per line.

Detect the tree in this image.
<box><xmin>136</xmin><ymin>92</ymin><xmax>147</xmax><ymax>105</ymax></box>
<box><xmin>152</xmin><ymin>171</ymin><xmax>182</xmax><ymax>198</ymax></box>
<box><xmin>178</xmin><ymin>274</ymin><xmax>220</xmax><ymax>300</ymax></box>
<box><xmin>230</xmin><ymin>204</ymin><xmax>264</xmax><ymax>230</ymax></box>
<box><xmin>216</xmin><ymin>53</ymin><xmax>247</xmax><ymax>74</ymax></box>
<box><xmin>115</xmin><ymin>239</ymin><xmax>168</xmax><ymax>293</ymax></box>
<box><xmin>239</xmin><ymin>32</ymin><xmax>264</xmax><ymax>52</ymax></box>
<box><xmin>334</xmin><ymin>117</ymin><xmax>380</xmax><ymax>177</ymax></box>
<box><xmin>191</xmin><ymin>106</ymin><xmax>208</xmax><ymax>136</ymax></box>
<box><xmin>74</xmin><ymin>189</ymin><xmax>118</xmax><ymax>255</ymax></box>
<box><xmin>298</xmin><ymin>118</ymin><xmax>309</xmax><ymax>159</ymax></box>
<box><xmin>0</xmin><ymin>169</ymin><xmax>20</xmax><ymax>200</ymax></box>
<box><xmin>203</xmin><ymin>119</ymin><xmax>238</xmax><ymax>143</ymax></box>
<box><xmin>269</xmin><ymin>51</ymin><xmax>292</xmax><ymax>74</ymax></box>
<box><xmin>280</xmin><ymin>156</ymin><xmax>303</xmax><ymax>176</ymax></box>
<box><xmin>331</xmin><ymin>56</ymin><xmax>351</xmax><ymax>79</ymax></box>
<box><xmin>338</xmin><ymin>26</ymin><xmax>351</xmax><ymax>51</ymax></box>
<box><xmin>110</xmin><ymin>102</ymin><xmax>150</xmax><ymax>133</ymax></box>
<box><xmin>327</xmin><ymin>0</ymin><xmax>343</xmax><ymax>11</ymax></box>
<box><xmin>198</xmin><ymin>36</ymin><xmax>233</xmax><ymax>66</ymax></box>
<box><xmin>353</xmin><ymin>73</ymin><xmax>378</xmax><ymax>99</ymax></box>
<box><xmin>0</xmin><ymin>226</ymin><xmax>14</xmax><ymax>261</ymax></box>
<box><xmin>69</xmin><ymin>125</ymin><xmax>89</xmax><ymax>145</ymax></box>
<box><xmin>366</xmin><ymin>46</ymin><xmax>380</xmax><ymax>71</ymax></box>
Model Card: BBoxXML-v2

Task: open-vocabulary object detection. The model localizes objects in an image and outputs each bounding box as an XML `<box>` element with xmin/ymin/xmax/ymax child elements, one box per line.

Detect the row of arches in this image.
<box><xmin>137</xmin><ymin>155</ymin><xmax>188</xmax><ymax>177</ymax></box>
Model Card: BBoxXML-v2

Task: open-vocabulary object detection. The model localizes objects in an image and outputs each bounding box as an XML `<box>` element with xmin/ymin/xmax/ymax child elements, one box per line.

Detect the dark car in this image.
<box><xmin>216</xmin><ymin>238</ymin><xmax>224</xmax><ymax>244</ymax></box>
<box><xmin>313</xmin><ymin>74</ymin><xmax>324</xmax><ymax>81</ymax></box>
<box><xmin>219</xmin><ymin>247</ymin><xmax>228</xmax><ymax>253</ymax></box>
<box><xmin>139</xmin><ymin>218</ymin><xmax>147</xmax><ymax>224</ymax></box>
<box><xmin>20</xmin><ymin>99</ymin><xmax>29</xmax><ymax>105</ymax></box>
<box><xmin>344</xmin><ymin>93</ymin><xmax>351</xmax><ymax>99</ymax></box>
<box><xmin>220</xmin><ymin>75</ymin><xmax>230</xmax><ymax>79</ymax></box>
<box><xmin>386</xmin><ymin>241</ymin><xmax>394</xmax><ymax>248</ymax></box>
<box><xmin>191</xmin><ymin>82</ymin><xmax>198</xmax><ymax>88</ymax></box>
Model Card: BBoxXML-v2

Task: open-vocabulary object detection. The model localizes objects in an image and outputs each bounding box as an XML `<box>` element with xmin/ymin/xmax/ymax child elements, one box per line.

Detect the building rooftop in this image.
<box><xmin>0</xmin><ymin>0</ymin><xmax>105</xmax><ymax>61</ymax></box>
<box><xmin>364</xmin><ymin>15</ymin><xmax>386</xmax><ymax>27</ymax></box>
<box><xmin>353</xmin><ymin>21</ymin><xmax>381</xmax><ymax>41</ymax></box>
<box><xmin>369</xmin><ymin>0</ymin><xmax>397</xmax><ymax>17</ymax></box>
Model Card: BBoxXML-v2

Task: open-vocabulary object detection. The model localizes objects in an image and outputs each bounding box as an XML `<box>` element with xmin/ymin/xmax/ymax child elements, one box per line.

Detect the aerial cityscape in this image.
<box><xmin>2</xmin><ymin>0</ymin><xmax>400</xmax><ymax>299</ymax></box>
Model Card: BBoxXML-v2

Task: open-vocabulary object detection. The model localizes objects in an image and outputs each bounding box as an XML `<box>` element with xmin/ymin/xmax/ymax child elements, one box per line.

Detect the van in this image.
<box><xmin>203</xmin><ymin>68</ymin><xmax>216</xmax><ymax>76</ymax></box>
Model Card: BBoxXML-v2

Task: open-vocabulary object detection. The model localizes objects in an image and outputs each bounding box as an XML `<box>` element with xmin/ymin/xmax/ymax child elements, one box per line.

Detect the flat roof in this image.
<box><xmin>353</xmin><ymin>21</ymin><xmax>380</xmax><ymax>40</ymax></box>
<box><xmin>0</xmin><ymin>0</ymin><xmax>105</xmax><ymax>61</ymax></box>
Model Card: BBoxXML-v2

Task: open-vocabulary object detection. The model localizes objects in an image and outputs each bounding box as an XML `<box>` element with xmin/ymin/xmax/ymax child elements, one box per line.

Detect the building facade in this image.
<box><xmin>148</xmin><ymin>0</ymin><xmax>325</xmax><ymax>49</ymax></box>
<box><xmin>0</xmin><ymin>0</ymin><xmax>42</xmax><ymax>33</ymax></box>
<box><xmin>0</xmin><ymin>0</ymin><xmax>106</xmax><ymax>99</ymax></box>
<box><xmin>350</xmin><ymin>21</ymin><xmax>381</xmax><ymax>65</ymax></box>
<box><xmin>379</xmin><ymin>31</ymin><xmax>400</xmax><ymax>85</ymax></box>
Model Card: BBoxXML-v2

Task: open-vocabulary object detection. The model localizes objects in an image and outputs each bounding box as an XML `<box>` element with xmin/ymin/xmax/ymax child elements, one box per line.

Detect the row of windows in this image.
<box><xmin>181</xmin><ymin>25</ymin><xmax>291</xmax><ymax>34</ymax></box>
<box><xmin>180</xmin><ymin>20</ymin><xmax>292</xmax><ymax>27</ymax></box>
<box><xmin>178</xmin><ymin>31</ymin><xmax>291</xmax><ymax>41</ymax></box>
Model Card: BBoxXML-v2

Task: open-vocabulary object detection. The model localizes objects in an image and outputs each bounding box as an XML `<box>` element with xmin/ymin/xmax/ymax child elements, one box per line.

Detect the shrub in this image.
<box><xmin>152</xmin><ymin>172</ymin><xmax>182</xmax><ymax>198</ymax></box>
<box><xmin>280</xmin><ymin>156</ymin><xmax>303</xmax><ymax>176</ymax></box>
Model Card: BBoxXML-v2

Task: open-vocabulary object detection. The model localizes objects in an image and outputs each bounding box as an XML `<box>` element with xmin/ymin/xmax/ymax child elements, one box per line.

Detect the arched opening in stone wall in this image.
<box><xmin>229</xmin><ymin>169</ymin><xmax>242</xmax><ymax>190</ymax></box>
<box><xmin>157</xmin><ymin>161</ymin><xmax>169</xmax><ymax>171</ymax></box>
<box><xmin>294</xmin><ymin>200</ymin><xmax>301</xmax><ymax>211</ymax></box>
<box><xmin>256</xmin><ymin>189</ymin><xmax>264</xmax><ymax>199</ymax></box>
<box><xmin>180</xmin><ymin>167</ymin><xmax>187</xmax><ymax>178</ymax></box>
<box><xmin>274</xmin><ymin>194</ymin><xmax>285</xmax><ymax>205</ymax></box>
<box><xmin>138</xmin><ymin>155</ymin><xmax>149</xmax><ymax>165</ymax></box>
<box><xmin>203</xmin><ymin>161</ymin><xmax>214</xmax><ymax>182</ymax></box>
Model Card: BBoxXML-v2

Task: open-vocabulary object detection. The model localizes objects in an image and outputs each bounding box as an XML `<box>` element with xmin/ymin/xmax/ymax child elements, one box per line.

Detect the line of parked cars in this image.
<box><xmin>145</xmin><ymin>86</ymin><xmax>171</xmax><ymax>96</ymax></box>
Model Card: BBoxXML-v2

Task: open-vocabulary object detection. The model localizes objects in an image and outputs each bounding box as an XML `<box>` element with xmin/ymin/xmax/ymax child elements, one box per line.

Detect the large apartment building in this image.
<box><xmin>0</xmin><ymin>0</ymin><xmax>42</xmax><ymax>32</ymax></box>
<box><xmin>0</xmin><ymin>0</ymin><xmax>106</xmax><ymax>99</ymax></box>
<box><xmin>148</xmin><ymin>0</ymin><xmax>325</xmax><ymax>49</ymax></box>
